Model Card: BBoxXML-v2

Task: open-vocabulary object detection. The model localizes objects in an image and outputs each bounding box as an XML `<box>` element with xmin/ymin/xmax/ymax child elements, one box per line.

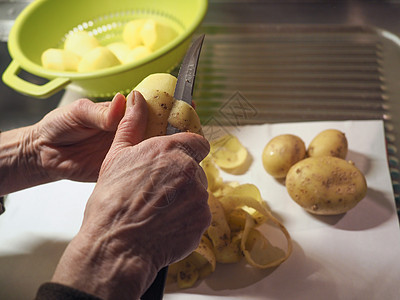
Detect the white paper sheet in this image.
<box><xmin>1</xmin><ymin>120</ymin><xmax>399</xmax><ymax>300</ymax></box>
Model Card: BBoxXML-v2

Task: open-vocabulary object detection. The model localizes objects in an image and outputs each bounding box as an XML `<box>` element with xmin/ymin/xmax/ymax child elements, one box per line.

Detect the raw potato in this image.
<box><xmin>308</xmin><ymin>129</ymin><xmax>348</xmax><ymax>159</ymax></box>
<box><xmin>77</xmin><ymin>47</ymin><xmax>121</xmax><ymax>72</ymax></box>
<box><xmin>134</xmin><ymin>73</ymin><xmax>177</xmax><ymax>137</ymax></box>
<box><xmin>123</xmin><ymin>19</ymin><xmax>146</xmax><ymax>48</ymax></box>
<box><xmin>124</xmin><ymin>46</ymin><xmax>153</xmax><ymax>64</ymax></box>
<box><xmin>106</xmin><ymin>42</ymin><xmax>131</xmax><ymax>63</ymax></box>
<box><xmin>168</xmin><ymin>99</ymin><xmax>203</xmax><ymax>136</ymax></box>
<box><xmin>140</xmin><ymin>19</ymin><xmax>177</xmax><ymax>51</ymax></box>
<box><xmin>41</xmin><ymin>48</ymin><xmax>80</xmax><ymax>72</ymax></box>
<box><xmin>262</xmin><ymin>134</ymin><xmax>306</xmax><ymax>178</ymax></box>
<box><xmin>134</xmin><ymin>73</ymin><xmax>203</xmax><ymax>138</ymax></box>
<box><xmin>286</xmin><ymin>156</ymin><xmax>367</xmax><ymax>215</ymax></box>
<box><xmin>134</xmin><ymin>73</ymin><xmax>176</xmax><ymax>99</ymax></box>
<box><xmin>42</xmin><ymin>19</ymin><xmax>176</xmax><ymax>72</ymax></box>
<box><xmin>64</xmin><ymin>31</ymin><xmax>100</xmax><ymax>58</ymax></box>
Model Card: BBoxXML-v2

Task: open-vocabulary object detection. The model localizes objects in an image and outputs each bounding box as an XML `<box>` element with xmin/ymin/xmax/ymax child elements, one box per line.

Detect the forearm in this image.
<box><xmin>0</xmin><ymin>126</ymin><xmax>48</xmax><ymax>196</ymax></box>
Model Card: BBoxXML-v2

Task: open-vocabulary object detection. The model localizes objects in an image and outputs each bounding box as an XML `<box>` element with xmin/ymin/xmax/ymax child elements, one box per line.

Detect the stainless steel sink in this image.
<box><xmin>1</xmin><ymin>0</ymin><xmax>400</xmax><ymax>217</ymax></box>
<box><xmin>2</xmin><ymin>0</ymin><xmax>400</xmax><ymax>131</ymax></box>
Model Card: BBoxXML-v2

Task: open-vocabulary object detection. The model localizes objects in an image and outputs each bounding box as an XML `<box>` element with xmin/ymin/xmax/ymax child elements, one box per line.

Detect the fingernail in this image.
<box><xmin>127</xmin><ymin>91</ymin><xmax>135</xmax><ymax>107</ymax></box>
<box><xmin>112</xmin><ymin>92</ymin><xmax>121</xmax><ymax>102</ymax></box>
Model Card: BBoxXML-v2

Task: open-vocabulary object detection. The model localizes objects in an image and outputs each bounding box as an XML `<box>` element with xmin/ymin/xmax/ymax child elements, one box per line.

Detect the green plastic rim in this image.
<box><xmin>4</xmin><ymin>0</ymin><xmax>208</xmax><ymax>98</ymax></box>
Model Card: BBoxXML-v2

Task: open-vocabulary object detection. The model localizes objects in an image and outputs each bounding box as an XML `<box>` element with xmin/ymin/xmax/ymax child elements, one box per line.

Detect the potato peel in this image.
<box><xmin>209</xmin><ymin>134</ymin><xmax>250</xmax><ymax>173</ymax></box>
<box><xmin>168</xmin><ymin>157</ymin><xmax>292</xmax><ymax>288</ymax></box>
<box><xmin>167</xmin><ymin>236</ymin><xmax>216</xmax><ymax>288</ymax></box>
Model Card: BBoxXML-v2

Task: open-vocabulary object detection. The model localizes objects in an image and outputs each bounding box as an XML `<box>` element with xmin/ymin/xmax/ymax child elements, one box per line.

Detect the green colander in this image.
<box><xmin>2</xmin><ymin>0</ymin><xmax>208</xmax><ymax>99</ymax></box>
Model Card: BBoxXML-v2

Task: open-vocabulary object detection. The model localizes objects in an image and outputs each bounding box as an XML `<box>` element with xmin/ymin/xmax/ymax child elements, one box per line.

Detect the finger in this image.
<box><xmin>171</xmin><ymin>132</ymin><xmax>210</xmax><ymax>164</ymax></box>
<box><xmin>195</xmin><ymin>166</ymin><xmax>208</xmax><ymax>190</ymax></box>
<box><xmin>106</xmin><ymin>93</ymin><xmax>127</xmax><ymax>130</ymax></box>
<box><xmin>96</xmin><ymin>102</ymin><xmax>111</xmax><ymax>107</ymax></box>
<box><xmin>110</xmin><ymin>91</ymin><xmax>148</xmax><ymax>149</ymax></box>
<box><xmin>70</xmin><ymin>93</ymin><xmax>126</xmax><ymax>131</ymax></box>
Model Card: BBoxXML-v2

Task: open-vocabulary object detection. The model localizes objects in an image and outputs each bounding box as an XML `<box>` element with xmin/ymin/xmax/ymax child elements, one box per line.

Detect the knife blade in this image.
<box><xmin>166</xmin><ymin>34</ymin><xmax>205</xmax><ymax>135</ymax></box>
<box><xmin>174</xmin><ymin>34</ymin><xmax>205</xmax><ymax>104</ymax></box>
<box><xmin>140</xmin><ymin>34</ymin><xmax>205</xmax><ymax>300</ymax></box>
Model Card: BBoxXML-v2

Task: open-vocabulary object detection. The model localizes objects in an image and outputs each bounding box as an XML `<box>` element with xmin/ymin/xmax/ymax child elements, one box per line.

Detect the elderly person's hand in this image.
<box><xmin>35</xmin><ymin>93</ymin><xmax>127</xmax><ymax>181</ymax></box>
<box><xmin>0</xmin><ymin>93</ymin><xmax>126</xmax><ymax>195</ymax></box>
<box><xmin>50</xmin><ymin>91</ymin><xmax>211</xmax><ymax>300</ymax></box>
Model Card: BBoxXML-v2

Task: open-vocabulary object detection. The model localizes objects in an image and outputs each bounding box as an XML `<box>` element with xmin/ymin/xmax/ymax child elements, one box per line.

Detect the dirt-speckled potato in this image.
<box><xmin>134</xmin><ymin>73</ymin><xmax>203</xmax><ymax>138</ymax></box>
<box><xmin>168</xmin><ymin>100</ymin><xmax>203</xmax><ymax>136</ymax></box>
<box><xmin>286</xmin><ymin>156</ymin><xmax>367</xmax><ymax>215</ymax></box>
<box><xmin>262</xmin><ymin>134</ymin><xmax>306</xmax><ymax>178</ymax></box>
<box><xmin>308</xmin><ymin>129</ymin><xmax>348</xmax><ymax>159</ymax></box>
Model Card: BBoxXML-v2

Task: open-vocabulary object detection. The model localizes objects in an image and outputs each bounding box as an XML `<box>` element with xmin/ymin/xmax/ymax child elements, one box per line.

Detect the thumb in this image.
<box><xmin>110</xmin><ymin>91</ymin><xmax>148</xmax><ymax>150</ymax></box>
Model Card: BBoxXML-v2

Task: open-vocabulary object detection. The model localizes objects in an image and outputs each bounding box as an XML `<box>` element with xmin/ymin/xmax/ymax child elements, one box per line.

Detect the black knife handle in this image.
<box><xmin>140</xmin><ymin>266</ymin><xmax>168</xmax><ymax>300</ymax></box>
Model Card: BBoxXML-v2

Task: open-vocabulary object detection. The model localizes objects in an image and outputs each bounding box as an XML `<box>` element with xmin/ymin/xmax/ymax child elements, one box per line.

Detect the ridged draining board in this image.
<box><xmin>192</xmin><ymin>24</ymin><xmax>400</xmax><ymax>217</ymax></box>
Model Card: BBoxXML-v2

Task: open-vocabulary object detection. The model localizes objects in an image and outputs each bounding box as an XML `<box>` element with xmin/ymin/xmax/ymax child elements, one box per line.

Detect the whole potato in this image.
<box><xmin>262</xmin><ymin>134</ymin><xmax>306</xmax><ymax>178</ymax></box>
<box><xmin>286</xmin><ymin>156</ymin><xmax>367</xmax><ymax>215</ymax></box>
<box><xmin>307</xmin><ymin>129</ymin><xmax>348</xmax><ymax>159</ymax></box>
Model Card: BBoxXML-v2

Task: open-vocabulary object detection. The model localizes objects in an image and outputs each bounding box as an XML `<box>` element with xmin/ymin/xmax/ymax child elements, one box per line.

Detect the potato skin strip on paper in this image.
<box><xmin>168</xmin><ymin>146</ymin><xmax>292</xmax><ymax>288</ymax></box>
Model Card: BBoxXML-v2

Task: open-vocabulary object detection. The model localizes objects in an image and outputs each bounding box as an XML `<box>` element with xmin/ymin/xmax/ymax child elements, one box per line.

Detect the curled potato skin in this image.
<box><xmin>286</xmin><ymin>156</ymin><xmax>367</xmax><ymax>215</ymax></box>
<box><xmin>262</xmin><ymin>134</ymin><xmax>306</xmax><ymax>178</ymax></box>
<box><xmin>307</xmin><ymin>129</ymin><xmax>348</xmax><ymax>159</ymax></box>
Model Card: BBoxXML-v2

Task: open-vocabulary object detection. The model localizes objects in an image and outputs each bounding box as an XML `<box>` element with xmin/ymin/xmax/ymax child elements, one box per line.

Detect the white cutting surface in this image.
<box><xmin>1</xmin><ymin>120</ymin><xmax>399</xmax><ymax>300</ymax></box>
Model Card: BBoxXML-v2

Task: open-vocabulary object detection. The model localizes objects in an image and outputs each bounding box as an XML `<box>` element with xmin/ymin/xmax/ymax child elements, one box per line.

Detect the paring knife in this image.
<box><xmin>140</xmin><ymin>33</ymin><xmax>205</xmax><ymax>300</ymax></box>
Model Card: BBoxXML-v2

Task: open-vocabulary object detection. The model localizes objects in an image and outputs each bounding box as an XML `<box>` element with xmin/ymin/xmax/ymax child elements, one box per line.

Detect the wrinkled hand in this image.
<box><xmin>34</xmin><ymin>93</ymin><xmax>126</xmax><ymax>182</ymax></box>
<box><xmin>51</xmin><ymin>91</ymin><xmax>211</xmax><ymax>300</ymax></box>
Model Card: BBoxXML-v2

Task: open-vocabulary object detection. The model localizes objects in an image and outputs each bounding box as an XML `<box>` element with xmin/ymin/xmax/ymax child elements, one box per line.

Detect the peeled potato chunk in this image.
<box><xmin>140</xmin><ymin>19</ymin><xmax>177</xmax><ymax>51</ymax></box>
<box><xmin>123</xmin><ymin>19</ymin><xmax>146</xmax><ymax>48</ymax></box>
<box><xmin>124</xmin><ymin>46</ymin><xmax>152</xmax><ymax>64</ymax></box>
<box><xmin>106</xmin><ymin>42</ymin><xmax>131</xmax><ymax>63</ymax></box>
<box><xmin>41</xmin><ymin>48</ymin><xmax>80</xmax><ymax>72</ymax></box>
<box><xmin>77</xmin><ymin>47</ymin><xmax>121</xmax><ymax>72</ymax></box>
<box><xmin>64</xmin><ymin>31</ymin><xmax>100</xmax><ymax>58</ymax></box>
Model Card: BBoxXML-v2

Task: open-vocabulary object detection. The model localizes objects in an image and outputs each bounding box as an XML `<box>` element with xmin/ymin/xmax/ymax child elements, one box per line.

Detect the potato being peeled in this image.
<box><xmin>286</xmin><ymin>156</ymin><xmax>367</xmax><ymax>215</ymax></box>
<box><xmin>134</xmin><ymin>73</ymin><xmax>203</xmax><ymax>138</ymax></box>
<box><xmin>262</xmin><ymin>134</ymin><xmax>306</xmax><ymax>178</ymax></box>
<box><xmin>308</xmin><ymin>129</ymin><xmax>348</xmax><ymax>159</ymax></box>
<box><xmin>168</xmin><ymin>99</ymin><xmax>203</xmax><ymax>136</ymax></box>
